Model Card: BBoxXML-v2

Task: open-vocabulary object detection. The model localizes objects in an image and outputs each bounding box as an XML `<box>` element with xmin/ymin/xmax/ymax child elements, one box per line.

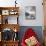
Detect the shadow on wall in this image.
<box><xmin>18</xmin><ymin>26</ymin><xmax>44</xmax><ymax>44</ymax></box>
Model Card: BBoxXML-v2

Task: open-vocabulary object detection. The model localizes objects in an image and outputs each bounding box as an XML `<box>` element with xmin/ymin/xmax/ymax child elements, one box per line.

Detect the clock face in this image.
<box><xmin>2</xmin><ymin>10</ymin><xmax>9</xmax><ymax>15</ymax></box>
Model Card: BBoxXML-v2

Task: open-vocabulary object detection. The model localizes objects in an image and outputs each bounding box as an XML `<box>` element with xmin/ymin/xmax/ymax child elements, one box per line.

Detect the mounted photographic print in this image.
<box><xmin>2</xmin><ymin>10</ymin><xmax>9</xmax><ymax>15</ymax></box>
<box><xmin>25</xmin><ymin>6</ymin><xmax>36</xmax><ymax>20</ymax></box>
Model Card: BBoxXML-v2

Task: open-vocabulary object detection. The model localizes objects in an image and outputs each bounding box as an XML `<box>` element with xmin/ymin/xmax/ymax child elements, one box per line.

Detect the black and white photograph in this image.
<box><xmin>25</xmin><ymin>6</ymin><xmax>36</xmax><ymax>20</ymax></box>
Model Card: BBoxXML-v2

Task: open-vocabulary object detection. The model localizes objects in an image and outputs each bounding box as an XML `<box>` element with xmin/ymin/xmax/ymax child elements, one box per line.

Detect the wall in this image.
<box><xmin>0</xmin><ymin>0</ymin><xmax>44</xmax><ymax>26</ymax></box>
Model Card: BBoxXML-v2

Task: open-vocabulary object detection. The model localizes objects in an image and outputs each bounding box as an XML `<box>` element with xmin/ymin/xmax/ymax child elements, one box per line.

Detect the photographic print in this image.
<box><xmin>2</xmin><ymin>10</ymin><xmax>9</xmax><ymax>15</ymax></box>
<box><xmin>25</xmin><ymin>6</ymin><xmax>36</xmax><ymax>20</ymax></box>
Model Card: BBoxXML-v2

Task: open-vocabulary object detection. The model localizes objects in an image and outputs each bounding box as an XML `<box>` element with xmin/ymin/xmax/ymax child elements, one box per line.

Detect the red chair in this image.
<box><xmin>21</xmin><ymin>28</ymin><xmax>41</xmax><ymax>46</ymax></box>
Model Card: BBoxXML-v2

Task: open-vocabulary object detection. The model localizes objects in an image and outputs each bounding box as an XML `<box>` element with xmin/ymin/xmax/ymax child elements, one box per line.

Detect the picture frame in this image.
<box><xmin>2</xmin><ymin>10</ymin><xmax>9</xmax><ymax>15</ymax></box>
<box><xmin>25</xmin><ymin>6</ymin><xmax>36</xmax><ymax>20</ymax></box>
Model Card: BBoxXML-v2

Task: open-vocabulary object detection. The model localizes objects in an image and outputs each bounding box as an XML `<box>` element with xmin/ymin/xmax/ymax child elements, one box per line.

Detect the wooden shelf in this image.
<box><xmin>0</xmin><ymin>7</ymin><xmax>19</xmax><ymax>46</ymax></box>
<box><xmin>0</xmin><ymin>24</ymin><xmax>20</xmax><ymax>32</ymax></box>
<box><xmin>0</xmin><ymin>7</ymin><xmax>19</xmax><ymax>10</ymax></box>
<box><xmin>0</xmin><ymin>40</ymin><xmax>19</xmax><ymax>46</ymax></box>
<box><xmin>2</xmin><ymin>40</ymin><xmax>19</xmax><ymax>42</ymax></box>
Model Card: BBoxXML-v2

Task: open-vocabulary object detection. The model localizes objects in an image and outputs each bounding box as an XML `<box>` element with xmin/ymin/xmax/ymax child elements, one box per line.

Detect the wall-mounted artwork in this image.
<box><xmin>25</xmin><ymin>6</ymin><xmax>36</xmax><ymax>20</ymax></box>
<box><xmin>2</xmin><ymin>10</ymin><xmax>9</xmax><ymax>15</ymax></box>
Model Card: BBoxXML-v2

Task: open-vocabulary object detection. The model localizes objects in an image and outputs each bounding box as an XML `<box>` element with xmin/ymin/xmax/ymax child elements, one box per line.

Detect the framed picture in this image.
<box><xmin>25</xmin><ymin>6</ymin><xmax>36</xmax><ymax>20</ymax></box>
<box><xmin>1</xmin><ymin>28</ymin><xmax>13</xmax><ymax>41</ymax></box>
<box><xmin>2</xmin><ymin>10</ymin><xmax>9</xmax><ymax>15</ymax></box>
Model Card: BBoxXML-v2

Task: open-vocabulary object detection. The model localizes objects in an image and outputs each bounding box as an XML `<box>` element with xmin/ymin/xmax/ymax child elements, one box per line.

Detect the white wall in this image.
<box><xmin>18</xmin><ymin>0</ymin><xmax>44</xmax><ymax>26</ymax></box>
<box><xmin>0</xmin><ymin>0</ymin><xmax>44</xmax><ymax>26</ymax></box>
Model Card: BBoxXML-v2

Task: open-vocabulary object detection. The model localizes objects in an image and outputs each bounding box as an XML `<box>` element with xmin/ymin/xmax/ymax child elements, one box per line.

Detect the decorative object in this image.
<box><xmin>2</xmin><ymin>16</ymin><xmax>8</xmax><ymax>24</ymax></box>
<box><xmin>25</xmin><ymin>6</ymin><xmax>36</xmax><ymax>20</ymax></box>
<box><xmin>2</xmin><ymin>28</ymin><xmax>13</xmax><ymax>41</ymax></box>
<box><xmin>2</xmin><ymin>10</ymin><xmax>9</xmax><ymax>15</ymax></box>
<box><xmin>13</xmin><ymin>32</ymin><xmax>18</xmax><ymax>41</ymax></box>
<box><xmin>5</xmin><ymin>18</ymin><xmax>8</xmax><ymax>24</ymax></box>
<box><xmin>15</xmin><ymin>0</ymin><xmax>17</xmax><ymax>7</ymax></box>
<box><xmin>9</xmin><ymin>10</ymin><xmax>18</xmax><ymax>15</ymax></box>
<box><xmin>21</xmin><ymin>28</ymin><xmax>41</xmax><ymax>46</ymax></box>
<box><xmin>1</xmin><ymin>28</ymin><xmax>18</xmax><ymax>41</ymax></box>
<box><xmin>14</xmin><ymin>28</ymin><xmax>17</xmax><ymax>32</ymax></box>
<box><xmin>25</xmin><ymin>36</ymin><xmax>38</xmax><ymax>46</ymax></box>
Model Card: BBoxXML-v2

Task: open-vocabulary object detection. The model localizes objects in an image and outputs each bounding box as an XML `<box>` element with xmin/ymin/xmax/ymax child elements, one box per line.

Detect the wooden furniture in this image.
<box><xmin>0</xmin><ymin>7</ymin><xmax>19</xmax><ymax>24</ymax></box>
<box><xmin>0</xmin><ymin>7</ymin><xmax>19</xmax><ymax>46</ymax></box>
<box><xmin>43</xmin><ymin>0</ymin><xmax>46</xmax><ymax>26</ymax></box>
<box><xmin>43</xmin><ymin>0</ymin><xmax>46</xmax><ymax>46</ymax></box>
<box><xmin>44</xmin><ymin>27</ymin><xmax>46</xmax><ymax>46</ymax></box>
